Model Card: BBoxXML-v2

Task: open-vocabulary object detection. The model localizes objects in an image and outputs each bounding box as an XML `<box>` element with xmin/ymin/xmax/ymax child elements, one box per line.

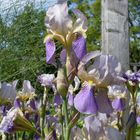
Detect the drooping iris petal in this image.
<box><xmin>45</xmin><ymin>1</ymin><xmax>72</xmax><ymax>36</ymax></box>
<box><xmin>54</xmin><ymin>93</ymin><xmax>63</xmax><ymax>106</ymax></box>
<box><xmin>38</xmin><ymin>74</ymin><xmax>55</xmax><ymax>87</ymax></box>
<box><xmin>84</xmin><ymin>114</ymin><xmax>107</xmax><ymax>140</ymax></box>
<box><xmin>112</xmin><ymin>98</ymin><xmax>125</xmax><ymax>111</ymax></box>
<box><xmin>14</xmin><ymin>97</ymin><xmax>20</xmax><ymax>108</ymax></box>
<box><xmin>72</xmin><ymin>34</ymin><xmax>86</xmax><ymax>61</ymax></box>
<box><xmin>45</xmin><ymin>38</ymin><xmax>56</xmax><ymax>65</ymax></box>
<box><xmin>74</xmin><ymin>82</ymin><xmax>97</xmax><ymax>114</ymax></box>
<box><xmin>96</xmin><ymin>90</ymin><xmax>113</xmax><ymax>114</ymax></box>
<box><xmin>0</xmin><ymin>115</ymin><xmax>14</xmax><ymax>133</ymax></box>
<box><xmin>106</xmin><ymin>126</ymin><xmax>125</xmax><ymax>140</ymax></box>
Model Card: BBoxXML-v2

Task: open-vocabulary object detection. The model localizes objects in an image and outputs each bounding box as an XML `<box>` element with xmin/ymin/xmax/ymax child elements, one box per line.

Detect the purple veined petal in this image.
<box><xmin>74</xmin><ymin>82</ymin><xmax>97</xmax><ymax>114</ymax></box>
<box><xmin>112</xmin><ymin>98</ymin><xmax>125</xmax><ymax>111</ymax></box>
<box><xmin>24</xmin><ymin>111</ymin><xmax>29</xmax><ymax>120</ymax></box>
<box><xmin>45</xmin><ymin>38</ymin><xmax>56</xmax><ymax>65</ymax></box>
<box><xmin>136</xmin><ymin>116</ymin><xmax>140</xmax><ymax>124</ymax></box>
<box><xmin>14</xmin><ymin>97</ymin><xmax>20</xmax><ymax>108</ymax></box>
<box><xmin>72</xmin><ymin>34</ymin><xmax>87</xmax><ymax>61</ymax></box>
<box><xmin>96</xmin><ymin>90</ymin><xmax>113</xmax><ymax>114</ymax></box>
<box><xmin>0</xmin><ymin>116</ymin><xmax>14</xmax><ymax>133</ymax></box>
<box><xmin>29</xmin><ymin>98</ymin><xmax>36</xmax><ymax>110</ymax></box>
<box><xmin>68</xmin><ymin>93</ymin><xmax>74</xmax><ymax>106</ymax></box>
<box><xmin>60</xmin><ymin>48</ymin><xmax>66</xmax><ymax>65</ymax></box>
<box><xmin>54</xmin><ymin>93</ymin><xmax>63</xmax><ymax>106</ymax></box>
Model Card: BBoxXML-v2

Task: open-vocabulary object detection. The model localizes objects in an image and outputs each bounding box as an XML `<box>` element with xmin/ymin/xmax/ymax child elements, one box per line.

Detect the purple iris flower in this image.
<box><xmin>46</xmin><ymin>34</ymin><xmax>86</xmax><ymax>68</ymax></box>
<box><xmin>74</xmin><ymin>52</ymin><xmax>125</xmax><ymax>114</ymax></box>
<box><xmin>38</xmin><ymin>74</ymin><xmax>55</xmax><ymax>87</ymax></box>
<box><xmin>123</xmin><ymin>70</ymin><xmax>140</xmax><ymax>84</ymax></box>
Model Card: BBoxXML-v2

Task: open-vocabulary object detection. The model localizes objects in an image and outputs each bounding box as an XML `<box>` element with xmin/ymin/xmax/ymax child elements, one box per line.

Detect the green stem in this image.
<box><xmin>126</xmin><ymin>125</ymin><xmax>136</xmax><ymax>140</ymax></box>
<box><xmin>63</xmin><ymin>99</ymin><xmax>70</xmax><ymax>140</ymax></box>
<box><xmin>40</xmin><ymin>87</ymin><xmax>48</xmax><ymax>138</ymax></box>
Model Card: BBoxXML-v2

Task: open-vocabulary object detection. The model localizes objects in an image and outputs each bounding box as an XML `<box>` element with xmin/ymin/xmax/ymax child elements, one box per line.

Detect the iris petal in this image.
<box><xmin>45</xmin><ymin>1</ymin><xmax>72</xmax><ymax>36</ymax></box>
<box><xmin>112</xmin><ymin>98</ymin><xmax>125</xmax><ymax>111</ymax></box>
<box><xmin>72</xmin><ymin>34</ymin><xmax>87</xmax><ymax>61</ymax></box>
<box><xmin>74</xmin><ymin>82</ymin><xmax>97</xmax><ymax>114</ymax></box>
<box><xmin>45</xmin><ymin>38</ymin><xmax>56</xmax><ymax>65</ymax></box>
<box><xmin>96</xmin><ymin>90</ymin><xmax>113</xmax><ymax>114</ymax></box>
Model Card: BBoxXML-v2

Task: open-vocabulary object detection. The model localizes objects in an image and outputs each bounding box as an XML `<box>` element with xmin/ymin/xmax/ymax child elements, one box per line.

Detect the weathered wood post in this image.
<box><xmin>101</xmin><ymin>0</ymin><xmax>129</xmax><ymax>71</ymax></box>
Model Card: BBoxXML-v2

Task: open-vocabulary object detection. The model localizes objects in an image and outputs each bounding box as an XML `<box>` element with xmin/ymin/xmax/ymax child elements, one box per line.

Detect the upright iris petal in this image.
<box><xmin>78</xmin><ymin>52</ymin><xmax>125</xmax><ymax>87</ymax></box>
<box><xmin>72</xmin><ymin>9</ymin><xmax>88</xmax><ymax>37</ymax></box>
<box><xmin>22</xmin><ymin>80</ymin><xmax>35</xmax><ymax>93</ymax></box>
<box><xmin>0</xmin><ymin>81</ymin><xmax>17</xmax><ymax>104</ymax></box>
<box><xmin>45</xmin><ymin>1</ymin><xmax>72</xmax><ymax>37</ymax></box>
<box><xmin>74</xmin><ymin>82</ymin><xmax>97</xmax><ymax>114</ymax></box>
<box><xmin>45</xmin><ymin>38</ymin><xmax>56</xmax><ymax>65</ymax></box>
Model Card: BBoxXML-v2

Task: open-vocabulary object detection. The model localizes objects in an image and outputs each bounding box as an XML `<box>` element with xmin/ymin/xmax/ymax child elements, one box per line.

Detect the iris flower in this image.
<box><xmin>74</xmin><ymin>51</ymin><xmax>125</xmax><ymax>114</ymax></box>
<box><xmin>45</xmin><ymin>0</ymin><xmax>87</xmax><ymax>80</ymax></box>
<box><xmin>0</xmin><ymin>80</ymin><xmax>18</xmax><ymax>105</ymax></box>
<box><xmin>17</xmin><ymin>80</ymin><xmax>35</xmax><ymax>101</ymax></box>
<box><xmin>0</xmin><ymin>108</ymin><xmax>36</xmax><ymax>133</ymax></box>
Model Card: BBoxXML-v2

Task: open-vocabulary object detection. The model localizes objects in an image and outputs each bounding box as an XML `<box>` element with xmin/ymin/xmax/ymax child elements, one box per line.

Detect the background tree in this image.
<box><xmin>0</xmin><ymin>0</ymin><xmax>140</xmax><ymax>84</ymax></box>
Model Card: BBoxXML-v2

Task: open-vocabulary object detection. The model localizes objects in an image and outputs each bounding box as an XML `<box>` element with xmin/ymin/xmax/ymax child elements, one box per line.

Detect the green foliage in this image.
<box><xmin>0</xmin><ymin>0</ymin><xmax>140</xmax><ymax>85</ymax></box>
<box><xmin>129</xmin><ymin>0</ymin><xmax>140</xmax><ymax>62</ymax></box>
<box><xmin>0</xmin><ymin>4</ymin><xmax>55</xmax><ymax>87</ymax></box>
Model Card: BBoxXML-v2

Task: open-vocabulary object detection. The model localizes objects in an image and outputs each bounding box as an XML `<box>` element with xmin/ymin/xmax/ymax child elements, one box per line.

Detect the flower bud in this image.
<box><xmin>56</xmin><ymin>68</ymin><xmax>68</xmax><ymax>98</ymax></box>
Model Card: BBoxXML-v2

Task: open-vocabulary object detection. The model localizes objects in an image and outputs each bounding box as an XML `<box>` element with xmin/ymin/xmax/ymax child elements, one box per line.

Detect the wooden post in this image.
<box><xmin>101</xmin><ymin>0</ymin><xmax>129</xmax><ymax>71</ymax></box>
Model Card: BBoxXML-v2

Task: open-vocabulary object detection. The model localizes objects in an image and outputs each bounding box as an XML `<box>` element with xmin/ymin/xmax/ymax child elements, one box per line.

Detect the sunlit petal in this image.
<box><xmin>45</xmin><ymin>1</ymin><xmax>72</xmax><ymax>37</ymax></box>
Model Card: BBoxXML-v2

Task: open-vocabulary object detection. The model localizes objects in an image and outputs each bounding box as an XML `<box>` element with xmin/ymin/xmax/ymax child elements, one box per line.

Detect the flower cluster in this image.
<box><xmin>0</xmin><ymin>1</ymin><xmax>140</xmax><ymax>140</ymax></box>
